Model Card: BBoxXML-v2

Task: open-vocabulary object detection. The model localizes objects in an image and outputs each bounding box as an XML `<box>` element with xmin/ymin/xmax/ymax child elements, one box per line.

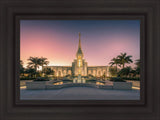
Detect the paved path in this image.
<box><xmin>20</xmin><ymin>87</ymin><xmax>140</xmax><ymax>100</ymax></box>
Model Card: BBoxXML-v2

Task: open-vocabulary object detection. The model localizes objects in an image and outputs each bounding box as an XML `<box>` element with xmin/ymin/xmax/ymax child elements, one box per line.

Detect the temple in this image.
<box><xmin>43</xmin><ymin>33</ymin><xmax>110</xmax><ymax>77</ymax></box>
<box><xmin>72</xmin><ymin>32</ymin><xmax>88</xmax><ymax>76</ymax></box>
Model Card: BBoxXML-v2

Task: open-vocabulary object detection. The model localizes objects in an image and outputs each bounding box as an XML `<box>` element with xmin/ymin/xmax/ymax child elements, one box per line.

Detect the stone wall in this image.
<box><xmin>125</xmin><ymin>80</ymin><xmax>140</xmax><ymax>87</ymax></box>
<box><xmin>26</xmin><ymin>81</ymin><xmax>47</xmax><ymax>90</ymax></box>
<box><xmin>26</xmin><ymin>82</ymin><xmax>114</xmax><ymax>90</ymax></box>
<box><xmin>113</xmin><ymin>82</ymin><xmax>132</xmax><ymax>90</ymax></box>
<box><xmin>20</xmin><ymin>80</ymin><xmax>33</xmax><ymax>86</ymax></box>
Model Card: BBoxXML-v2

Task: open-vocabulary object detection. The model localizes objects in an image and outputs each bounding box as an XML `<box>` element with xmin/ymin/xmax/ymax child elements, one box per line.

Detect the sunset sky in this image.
<box><xmin>20</xmin><ymin>20</ymin><xmax>140</xmax><ymax>68</ymax></box>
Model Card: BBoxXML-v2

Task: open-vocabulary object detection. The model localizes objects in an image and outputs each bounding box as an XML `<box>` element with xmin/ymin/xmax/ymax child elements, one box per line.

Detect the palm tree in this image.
<box><xmin>118</xmin><ymin>66</ymin><xmax>132</xmax><ymax>77</ymax></box>
<box><xmin>39</xmin><ymin>57</ymin><xmax>49</xmax><ymax>71</ymax></box>
<box><xmin>130</xmin><ymin>69</ymin><xmax>137</xmax><ymax>77</ymax></box>
<box><xmin>25</xmin><ymin>67</ymin><xmax>36</xmax><ymax>78</ymax></box>
<box><xmin>109</xmin><ymin>57</ymin><xmax>120</xmax><ymax>72</ymax></box>
<box><xmin>43</xmin><ymin>68</ymin><xmax>54</xmax><ymax>75</ymax></box>
<box><xmin>20</xmin><ymin>60</ymin><xmax>23</xmax><ymax>68</ymax></box>
<box><xmin>20</xmin><ymin>60</ymin><xmax>25</xmax><ymax>76</ymax></box>
<box><xmin>135</xmin><ymin>59</ymin><xmax>140</xmax><ymax>68</ymax></box>
<box><xmin>109</xmin><ymin>67</ymin><xmax>117</xmax><ymax>77</ymax></box>
<box><xmin>27</xmin><ymin>57</ymin><xmax>41</xmax><ymax>73</ymax></box>
<box><xmin>135</xmin><ymin>59</ymin><xmax>140</xmax><ymax>75</ymax></box>
<box><xmin>117</xmin><ymin>53</ymin><xmax>133</xmax><ymax>68</ymax></box>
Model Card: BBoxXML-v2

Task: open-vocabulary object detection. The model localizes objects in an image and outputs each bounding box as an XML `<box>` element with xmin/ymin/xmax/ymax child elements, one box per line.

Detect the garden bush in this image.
<box><xmin>122</xmin><ymin>77</ymin><xmax>140</xmax><ymax>81</ymax></box>
<box><xmin>20</xmin><ymin>77</ymin><xmax>36</xmax><ymax>80</ymax></box>
<box><xmin>33</xmin><ymin>77</ymin><xmax>49</xmax><ymax>81</ymax></box>
<box><xmin>109</xmin><ymin>77</ymin><xmax>126</xmax><ymax>82</ymax></box>
<box><xmin>86</xmin><ymin>79</ymin><xmax>97</xmax><ymax>83</ymax></box>
<box><xmin>62</xmin><ymin>79</ymin><xmax>73</xmax><ymax>83</ymax></box>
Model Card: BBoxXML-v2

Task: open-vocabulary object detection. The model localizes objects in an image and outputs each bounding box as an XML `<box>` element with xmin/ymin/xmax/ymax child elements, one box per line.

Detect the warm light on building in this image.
<box><xmin>43</xmin><ymin>33</ymin><xmax>110</xmax><ymax>77</ymax></box>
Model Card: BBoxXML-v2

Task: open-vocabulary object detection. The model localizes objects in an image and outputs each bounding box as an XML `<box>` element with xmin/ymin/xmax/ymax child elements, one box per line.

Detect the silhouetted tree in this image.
<box><xmin>135</xmin><ymin>59</ymin><xmax>140</xmax><ymax>75</ymax></box>
<box><xmin>109</xmin><ymin>67</ymin><xmax>117</xmax><ymax>77</ymax></box>
<box><xmin>39</xmin><ymin>57</ymin><xmax>49</xmax><ymax>71</ymax></box>
<box><xmin>43</xmin><ymin>68</ymin><xmax>54</xmax><ymax>75</ymax></box>
<box><xmin>118</xmin><ymin>66</ymin><xmax>132</xmax><ymax>77</ymax></box>
<box><xmin>25</xmin><ymin>67</ymin><xmax>36</xmax><ymax>78</ymax></box>
<box><xmin>27</xmin><ymin>57</ymin><xmax>41</xmax><ymax>73</ymax></box>
<box><xmin>117</xmin><ymin>53</ymin><xmax>133</xmax><ymax>68</ymax></box>
<box><xmin>109</xmin><ymin>57</ymin><xmax>120</xmax><ymax>72</ymax></box>
<box><xmin>20</xmin><ymin>60</ymin><xmax>25</xmax><ymax>76</ymax></box>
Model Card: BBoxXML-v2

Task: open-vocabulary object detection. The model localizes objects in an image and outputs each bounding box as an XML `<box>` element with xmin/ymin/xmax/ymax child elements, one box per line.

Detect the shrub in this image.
<box><xmin>122</xmin><ymin>77</ymin><xmax>140</xmax><ymax>81</ymax></box>
<box><xmin>83</xmin><ymin>76</ymin><xmax>88</xmax><ymax>78</ymax></box>
<box><xmin>20</xmin><ymin>77</ymin><xmax>36</xmax><ymax>80</ymax></box>
<box><xmin>86</xmin><ymin>79</ymin><xmax>97</xmax><ymax>83</ymax></box>
<box><xmin>109</xmin><ymin>67</ymin><xmax>118</xmax><ymax>77</ymax></box>
<box><xmin>118</xmin><ymin>67</ymin><xmax>132</xmax><ymax>77</ymax></box>
<box><xmin>65</xmin><ymin>74</ymin><xmax>71</xmax><ymax>77</ymax></box>
<box><xmin>62</xmin><ymin>79</ymin><xmax>73</xmax><ymax>83</ymax></box>
<box><xmin>34</xmin><ymin>77</ymin><xmax>49</xmax><ymax>81</ymax></box>
<box><xmin>88</xmin><ymin>74</ymin><xmax>94</xmax><ymax>77</ymax></box>
<box><xmin>109</xmin><ymin>77</ymin><xmax>126</xmax><ymax>82</ymax></box>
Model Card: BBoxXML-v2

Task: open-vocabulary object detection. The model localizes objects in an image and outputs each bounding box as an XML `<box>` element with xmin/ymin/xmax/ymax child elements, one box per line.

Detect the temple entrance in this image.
<box><xmin>73</xmin><ymin>74</ymin><xmax>86</xmax><ymax>83</ymax></box>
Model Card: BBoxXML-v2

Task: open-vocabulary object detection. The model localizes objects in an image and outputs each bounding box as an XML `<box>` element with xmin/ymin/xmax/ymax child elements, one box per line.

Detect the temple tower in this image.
<box><xmin>76</xmin><ymin>32</ymin><xmax>84</xmax><ymax>75</ymax></box>
<box><xmin>72</xmin><ymin>32</ymin><xmax>88</xmax><ymax>76</ymax></box>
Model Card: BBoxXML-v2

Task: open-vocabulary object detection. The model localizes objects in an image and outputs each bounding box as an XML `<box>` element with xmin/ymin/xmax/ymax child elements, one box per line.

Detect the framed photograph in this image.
<box><xmin>20</xmin><ymin>19</ymin><xmax>141</xmax><ymax>101</ymax></box>
<box><xmin>0</xmin><ymin>0</ymin><xmax>160</xmax><ymax>120</ymax></box>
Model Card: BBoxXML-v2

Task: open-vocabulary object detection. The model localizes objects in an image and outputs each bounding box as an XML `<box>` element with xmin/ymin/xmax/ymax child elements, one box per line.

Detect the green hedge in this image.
<box><xmin>34</xmin><ymin>77</ymin><xmax>49</xmax><ymax>81</ymax></box>
<box><xmin>109</xmin><ymin>77</ymin><xmax>126</xmax><ymax>82</ymax></box>
<box><xmin>122</xmin><ymin>77</ymin><xmax>140</xmax><ymax>81</ymax></box>
<box><xmin>86</xmin><ymin>79</ymin><xmax>97</xmax><ymax>83</ymax></box>
<box><xmin>62</xmin><ymin>79</ymin><xmax>73</xmax><ymax>83</ymax></box>
<box><xmin>20</xmin><ymin>77</ymin><xmax>36</xmax><ymax>80</ymax></box>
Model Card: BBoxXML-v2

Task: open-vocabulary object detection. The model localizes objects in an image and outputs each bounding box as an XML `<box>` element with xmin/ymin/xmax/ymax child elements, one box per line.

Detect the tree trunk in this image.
<box><xmin>123</xmin><ymin>64</ymin><xmax>124</xmax><ymax>68</ymax></box>
<box><xmin>35</xmin><ymin>65</ymin><xmax>37</xmax><ymax>78</ymax></box>
<box><xmin>41</xmin><ymin>65</ymin><xmax>43</xmax><ymax>73</ymax></box>
<box><xmin>116</xmin><ymin>64</ymin><xmax>117</xmax><ymax>72</ymax></box>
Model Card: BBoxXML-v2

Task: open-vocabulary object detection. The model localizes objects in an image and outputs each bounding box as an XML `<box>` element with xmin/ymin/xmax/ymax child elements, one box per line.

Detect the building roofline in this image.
<box><xmin>44</xmin><ymin>65</ymin><xmax>109</xmax><ymax>67</ymax></box>
<box><xmin>43</xmin><ymin>66</ymin><xmax>72</xmax><ymax>67</ymax></box>
<box><xmin>88</xmin><ymin>66</ymin><xmax>108</xmax><ymax>67</ymax></box>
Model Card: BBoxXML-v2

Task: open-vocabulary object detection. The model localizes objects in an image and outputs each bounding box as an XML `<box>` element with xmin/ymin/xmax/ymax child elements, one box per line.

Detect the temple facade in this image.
<box><xmin>43</xmin><ymin>33</ymin><xmax>110</xmax><ymax>77</ymax></box>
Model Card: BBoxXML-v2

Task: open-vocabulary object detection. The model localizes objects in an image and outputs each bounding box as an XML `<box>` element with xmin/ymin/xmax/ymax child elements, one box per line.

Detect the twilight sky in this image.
<box><xmin>20</xmin><ymin>20</ymin><xmax>140</xmax><ymax>68</ymax></box>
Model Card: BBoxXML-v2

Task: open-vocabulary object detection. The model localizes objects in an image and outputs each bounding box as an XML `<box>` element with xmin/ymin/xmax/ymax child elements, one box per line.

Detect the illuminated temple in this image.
<box><xmin>43</xmin><ymin>33</ymin><xmax>110</xmax><ymax>77</ymax></box>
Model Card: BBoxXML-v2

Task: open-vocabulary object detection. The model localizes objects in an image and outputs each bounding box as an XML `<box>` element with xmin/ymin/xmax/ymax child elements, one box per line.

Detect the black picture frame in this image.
<box><xmin>0</xmin><ymin>0</ymin><xmax>160</xmax><ymax>120</ymax></box>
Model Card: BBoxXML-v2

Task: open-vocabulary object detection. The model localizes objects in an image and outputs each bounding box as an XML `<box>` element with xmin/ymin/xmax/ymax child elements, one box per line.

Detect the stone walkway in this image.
<box><xmin>20</xmin><ymin>87</ymin><xmax>140</xmax><ymax>100</ymax></box>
